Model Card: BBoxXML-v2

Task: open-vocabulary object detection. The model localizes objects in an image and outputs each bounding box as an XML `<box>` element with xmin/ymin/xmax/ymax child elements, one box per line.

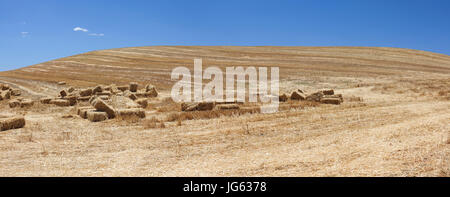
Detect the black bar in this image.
<box><xmin>0</xmin><ymin>177</ymin><xmax>448</xmax><ymax>195</ymax></box>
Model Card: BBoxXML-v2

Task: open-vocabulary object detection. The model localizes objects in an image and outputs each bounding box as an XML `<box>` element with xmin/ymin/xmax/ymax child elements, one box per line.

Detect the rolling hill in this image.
<box><xmin>1</xmin><ymin>46</ymin><xmax>449</xmax><ymax>96</ymax></box>
<box><xmin>0</xmin><ymin>46</ymin><xmax>449</xmax><ymax>176</ymax></box>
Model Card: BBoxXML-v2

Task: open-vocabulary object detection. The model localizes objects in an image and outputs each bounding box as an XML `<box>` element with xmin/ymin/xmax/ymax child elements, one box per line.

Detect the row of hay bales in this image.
<box><xmin>280</xmin><ymin>89</ymin><xmax>344</xmax><ymax>105</ymax></box>
<box><xmin>179</xmin><ymin>89</ymin><xmax>343</xmax><ymax>112</ymax></box>
<box><xmin>181</xmin><ymin>101</ymin><xmax>242</xmax><ymax>112</ymax></box>
<box><xmin>34</xmin><ymin>82</ymin><xmax>157</xmax><ymax>108</ymax></box>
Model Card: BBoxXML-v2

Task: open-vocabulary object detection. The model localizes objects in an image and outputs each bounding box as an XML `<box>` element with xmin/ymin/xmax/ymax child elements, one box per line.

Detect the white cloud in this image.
<box><xmin>89</xmin><ymin>33</ymin><xmax>105</xmax><ymax>37</ymax></box>
<box><xmin>21</xmin><ymin>32</ymin><xmax>29</xmax><ymax>37</ymax></box>
<box><xmin>73</xmin><ymin>27</ymin><xmax>88</xmax><ymax>32</ymax></box>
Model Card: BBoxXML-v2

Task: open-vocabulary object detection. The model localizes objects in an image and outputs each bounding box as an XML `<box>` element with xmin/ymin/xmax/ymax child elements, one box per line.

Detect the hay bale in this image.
<box><xmin>181</xmin><ymin>102</ymin><xmax>214</xmax><ymax>111</ymax></box>
<box><xmin>57</xmin><ymin>81</ymin><xmax>66</xmax><ymax>85</ymax></box>
<box><xmin>20</xmin><ymin>99</ymin><xmax>34</xmax><ymax>108</ymax></box>
<box><xmin>198</xmin><ymin>102</ymin><xmax>214</xmax><ymax>111</ymax></box>
<box><xmin>291</xmin><ymin>91</ymin><xmax>306</xmax><ymax>100</ymax></box>
<box><xmin>320</xmin><ymin>98</ymin><xmax>341</xmax><ymax>105</ymax></box>
<box><xmin>306</xmin><ymin>91</ymin><xmax>324</xmax><ymax>102</ymax></box>
<box><xmin>129</xmin><ymin>82</ymin><xmax>138</xmax><ymax>92</ymax></box>
<box><xmin>215</xmin><ymin>104</ymin><xmax>240</xmax><ymax>110</ymax></box>
<box><xmin>10</xmin><ymin>89</ymin><xmax>21</xmax><ymax>96</ymax></box>
<box><xmin>63</xmin><ymin>96</ymin><xmax>78</xmax><ymax>106</ymax></box>
<box><xmin>8</xmin><ymin>100</ymin><xmax>20</xmax><ymax>108</ymax></box>
<box><xmin>323</xmin><ymin>94</ymin><xmax>344</xmax><ymax>102</ymax></box>
<box><xmin>79</xmin><ymin>88</ymin><xmax>93</xmax><ymax>97</ymax></box>
<box><xmin>87</xmin><ymin>111</ymin><xmax>108</xmax><ymax>122</ymax></box>
<box><xmin>96</xmin><ymin>91</ymin><xmax>111</xmax><ymax>96</ymax></box>
<box><xmin>77</xmin><ymin>107</ymin><xmax>95</xmax><ymax>119</ymax></box>
<box><xmin>0</xmin><ymin>91</ymin><xmax>11</xmax><ymax>100</ymax></box>
<box><xmin>1</xmin><ymin>84</ymin><xmax>10</xmax><ymax>90</ymax></box>
<box><xmin>99</xmin><ymin>95</ymin><xmax>109</xmax><ymax>100</ymax></box>
<box><xmin>93</xmin><ymin>86</ymin><xmax>103</xmax><ymax>94</ymax></box>
<box><xmin>117</xmin><ymin>85</ymin><xmax>129</xmax><ymax>92</ymax></box>
<box><xmin>67</xmin><ymin>87</ymin><xmax>75</xmax><ymax>93</ymax></box>
<box><xmin>89</xmin><ymin>96</ymin><xmax>97</xmax><ymax>104</ymax></box>
<box><xmin>322</xmin><ymin>89</ymin><xmax>334</xmax><ymax>95</ymax></box>
<box><xmin>116</xmin><ymin>108</ymin><xmax>146</xmax><ymax>119</ymax></box>
<box><xmin>215</xmin><ymin>101</ymin><xmax>244</xmax><ymax>105</ymax></box>
<box><xmin>77</xmin><ymin>96</ymin><xmax>91</xmax><ymax>102</ymax></box>
<box><xmin>145</xmin><ymin>84</ymin><xmax>158</xmax><ymax>97</ymax></box>
<box><xmin>110</xmin><ymin>84</ymin><xmax>120</xmax><ymax>94</ymax></box>
<box><xmin>136</xmin><ymin>98</ymin><xmax>148</xmax><ymax>108</ymax></box>
<box><xmin>109</xmin><ymin>95</ymin><xmax>140</xmax><ymax>109</ymax></box>
<box><xmin>181</xmin><ymin>102</ymin><xmax>197</xmax><ymax>111</ymax></box>
<box><xmin>0</xmin><ymin>116</ymin><xmax>25</xmax><ymax>131</ymax></box>
<box><xmin>50</xmin><ymin>99</ymin><xmax>70</xmax><ymax>107</ymax></box>
<box><xmin>279</xmin><ymin>94</ymin><xmax>288</xmax><ymax>102</ymax></box>
<box><xmin>40</xmin><ymin>97</ymin><xmax>52</xmax><ymax>104</ymax></box>
<box><xmin>59</xmin><ymin>89</ymin><xmax>68</xmax><ymax>98</ymax></box>
<box><xmin>91</xmin><ymin>98</ymin><xmax>116</xmax><ymax>118</ymax></box>
<box><xmin>126</xmin><ymin>91</ymin><xmax>137</xmax><ymax>100</ymax></box>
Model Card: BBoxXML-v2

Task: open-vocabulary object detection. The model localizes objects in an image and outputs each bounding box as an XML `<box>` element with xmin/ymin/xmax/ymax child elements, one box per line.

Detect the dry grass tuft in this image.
<box><xmin>165</xmin><ymin>107</ymin><xmax>260</xmax><ymax>122</ymax></box>
<box><xmin>346</xmin><ymin>96</ymin><xmax>364</xmax><ymax>102</ymax></box>
<box><xmin>143</xmin><ymin>117</ymin><xmax>166</xmax><ymax>129</ymax></box>
<box><xmin>279</xmin><ymin>100</ymin><xmax>320</xmax><ymax>111</ymax></box>
<box><xmin>155</xmin><ymin>97</ymin><xmax>180</xmax><ymax>112</ymax></box>
<box><xmin>115</xmin><ymin>115</ymin><xmax>142</xmax><ymax>124</ymax></box>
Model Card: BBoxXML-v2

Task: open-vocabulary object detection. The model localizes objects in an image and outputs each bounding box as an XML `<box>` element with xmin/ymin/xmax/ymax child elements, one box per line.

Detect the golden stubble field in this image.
<box><xmin>0</xmin><ymin>46</ymin><xmax>449</xmax><ymax>176</ymax></box>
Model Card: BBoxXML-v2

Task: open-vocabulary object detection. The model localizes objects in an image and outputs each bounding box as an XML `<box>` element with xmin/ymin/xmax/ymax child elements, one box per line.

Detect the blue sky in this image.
<box><xmin>1</xmin><ymin>0</ymin><xmax>450</xmax><ymax>71</ymax></box>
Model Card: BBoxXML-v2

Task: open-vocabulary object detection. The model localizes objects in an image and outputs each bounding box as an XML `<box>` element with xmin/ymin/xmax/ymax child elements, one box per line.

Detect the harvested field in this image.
<box><xmin>0</xmin><ymin>46</ymin><xmax>449</xmax><ymax>177</ymax></box>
